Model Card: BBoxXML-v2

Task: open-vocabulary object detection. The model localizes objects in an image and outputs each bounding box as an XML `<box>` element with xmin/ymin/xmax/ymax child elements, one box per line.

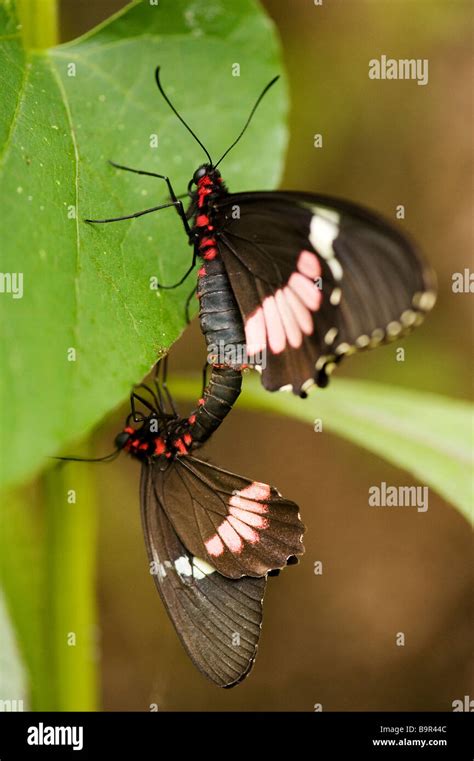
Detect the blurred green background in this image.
<box><xmin>5</xmin><ymin>0</ymin><xmax>473</xmax><ymax>710</ymax></box>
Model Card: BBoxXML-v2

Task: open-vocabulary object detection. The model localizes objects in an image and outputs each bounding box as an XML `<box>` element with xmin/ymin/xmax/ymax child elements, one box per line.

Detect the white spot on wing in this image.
<box><xmin>313</xmin><ymin>207</ymin><xmax>340</xmax><ymax>225</ymax></box>
<box><xmin>401</xmin><ymin>309</ymin><xmax>417</xmax><ymax>327</ymax></box>
<box><xmin>174</xmin><ymin>555</ymin><xmax>216</xmax><ymax>580</ymax></box>
<box><xmin>193</xmin><ymin>556</ymin><xmax>216</xmax><ymax>579</ymax></box>
<box><xmin>327</xmin><ymin>257</ymin><xmax>343</xmax><ymax>281</ymax></box>
<box><xmin>355</xmin><ymin>334</ymin><xmax>370</xmax><ymax>348</ymax></box>
<box><xmin>387</xmin><ymin>320</ymin><xmax>402</xmax><ymax>336</ymax></box>
<box><xmin>324</xmin><ymin>327</ymin><xmax>338</xmax><ymax>345</ymax></box>
<box><xmin>418</xmin><ymin>291</ymin><xmax>437</xmax><ymax>311</ymax></box>
<box><xmin>174</xmin><ymin>555</ymin><xmax>193</xmax><ymax>577</ymax></box>
<box><xmin>335</xmin><ymin>342</ymin><xmax>353</xmax><ymax>355</ymax></box>
<box><xmin>315</xmin><ymin>355</ymin><xmax>330</xmax><ymax>371</ymax></box>
<box><xmin>370</xmin><ymin>328</ymin><xmax>384</xmax><ymax>345</ymax></box>
<box><xmin>309</xmin><ymin>213</ymin><xmax>339</xmax><ymax>259</ymax></box>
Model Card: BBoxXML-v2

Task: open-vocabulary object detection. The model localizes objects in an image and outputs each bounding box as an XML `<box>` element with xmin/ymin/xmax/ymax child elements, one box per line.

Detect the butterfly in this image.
<box><xmin>87</xmin><ymin>67</ymin><xmax>437</xmax><ymax>397</ymax></box>
<box><xmin>112</xmin><ymin>377</ymin><xmax>305</xmax><ymax>687</ymax></box>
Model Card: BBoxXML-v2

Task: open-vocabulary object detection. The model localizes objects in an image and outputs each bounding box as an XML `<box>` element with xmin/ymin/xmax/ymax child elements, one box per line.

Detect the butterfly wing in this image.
<box><xmin>140</xmin><ymin>461</ymin><xmax>266</xmax><ymax>688</ymax></box>
<box><xmin>153</xmin><ymin>455</ymin><xmax>305</xmax><ymax>580</ymax></box>
<box><xmin>212</xmin><ymin>191</ymin><xmax>437</xmax><ymax>394</ymax></box>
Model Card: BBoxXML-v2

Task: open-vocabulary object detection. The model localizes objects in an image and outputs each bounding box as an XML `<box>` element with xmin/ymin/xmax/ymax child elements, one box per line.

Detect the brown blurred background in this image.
<box><xmin>60</xmin><ymin>0</ymin><xmax>472</xmax><ymax>710</ymax></box>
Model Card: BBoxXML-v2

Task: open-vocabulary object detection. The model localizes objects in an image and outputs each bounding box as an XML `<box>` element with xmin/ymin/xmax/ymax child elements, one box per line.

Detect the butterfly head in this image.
<box><xmin>192</xmin><ymin>164</ymin><xmax>222</xmax><ymax>186</ymax></box>
<box><xmin>115</xmin><ymin>413</ymin><xmax>194</xmax><ymax>462</ymax></box>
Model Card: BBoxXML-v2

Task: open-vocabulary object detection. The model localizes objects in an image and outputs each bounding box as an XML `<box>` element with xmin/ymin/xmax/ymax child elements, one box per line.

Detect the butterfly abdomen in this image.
<box><xmin>197</xmin><ymin>256</ymin><xmax>246</xmax><ymax>368</ymax></box>
<box><xmin>187</xmin><ymin>365</ymin><xmax>242</xmax><ymax>445</ymax></box>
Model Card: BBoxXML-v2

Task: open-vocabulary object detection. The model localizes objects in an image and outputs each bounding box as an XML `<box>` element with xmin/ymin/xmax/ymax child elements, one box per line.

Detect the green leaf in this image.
<box><xmin>0</xmin><ymin>0</ymin><xmax>288</xmax><ymax>490</ymax></box>
<box><xmin>171</xmin><ymin>375</ymin><xmax>474</xmax><ymax>523</ymax></box>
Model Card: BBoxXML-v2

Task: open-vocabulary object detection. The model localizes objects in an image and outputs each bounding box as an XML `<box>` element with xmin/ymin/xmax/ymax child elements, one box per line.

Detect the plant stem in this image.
<box><xmin>17</xmin><ymin>0</ymin><xmax>59</xmax><ymax>50</ymax></box>
<box><xmin>43</xmin><ymin>459</ymin><xmax>98</xmax><ymax>710</ymax></box>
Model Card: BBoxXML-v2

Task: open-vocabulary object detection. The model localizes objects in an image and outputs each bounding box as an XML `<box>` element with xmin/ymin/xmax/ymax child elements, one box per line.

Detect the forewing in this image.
<box><xmin>213</xmin><ymin>191</ymin><xmax>436</xmax><ymax>393</ymax></box>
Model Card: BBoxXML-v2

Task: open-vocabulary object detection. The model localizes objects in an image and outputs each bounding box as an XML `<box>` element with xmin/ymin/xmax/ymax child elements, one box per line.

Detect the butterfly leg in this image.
<box><xmin>106</xmin><ymin>161</ymin><xmax>193</xmax><ymax>237</ymax></box>
<box><xmin>185</xmin><ymin>284</ymin><xmax>198</xmax><ymax>324</ymax></box>
<box><xmin>134</xmin><ymin>382</ymin><xmax>162</xmax><ymax>411</ymax></box>
<box><xmin>158</xmin><ymin>355</ymin><xmax>179</xmax><ymax>418</ymax></box>
<box><xmin>156</xmin><ymin>248</ymin><xmax>198</xmax><ymax>290</ymax></box>
<box><xmin>85</xmin><ymin>200</ymin><xmax>180</xmax><ymax>224</ymax></box>
<box><xmin>201</xmin><ymin>362</ymin><xmax>209</xmax><ymax>397</ymax></box>
<box><xmin>130</xmin><ymin>390</ymin><xmax>156</xmax><ymax>421</ymax></box>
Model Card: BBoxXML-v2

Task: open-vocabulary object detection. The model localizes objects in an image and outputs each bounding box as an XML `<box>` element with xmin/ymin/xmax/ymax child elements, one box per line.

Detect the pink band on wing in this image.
<box><xmin>245</xmin><ymin>307</ymin><xmax>266</xmax><ymax>356</ymax></box>
<box><xmin>262</xmin><ymin>296</ymin><xmax>286</xmax><ymax>353</ymax></box>
<box><xmin>205</xmin><ymin>534</ymin><xmax>225</xmax><ymax>557</ymax></box>
<box><xmin>228</xmin><ymin>516</ymin><xmax>260</xmax><ymax>543</ymax></box>
<box><xmin>283</xmin><ymin>286</ymin><xmax>314</xmax><ymax>335</ymax></box>
<box><xmin>289</xmin><ymin>273</ymin><xmax>322</xmax><ymax>311</ymax></box>
<box><xmin>217</xmin><ymin>521</ymin><xmax>244</xmax><ymax>553</ymax></box>
<box><xmin>275</xmin><ymin>289</ymin><xmax>303</xmax><ymax>349</ymax></box>
<box><xmin>229</xmin><ymin>505</ymin><xmax>269</xmax><ymax>528</ymax></box>
<box><xmin>229</xmin><ymin>495</ymin><xmax>269</xmax><ymax>513</ymax></box>
<box><xmin>297</xmin><ymin>250</ymin><xmax>321</xmax><ymax>279</ymax></box>
<box><xmin>237</xmin><ymin>482</ymin><xmax>271</xmax><ymax>501</ymax></box>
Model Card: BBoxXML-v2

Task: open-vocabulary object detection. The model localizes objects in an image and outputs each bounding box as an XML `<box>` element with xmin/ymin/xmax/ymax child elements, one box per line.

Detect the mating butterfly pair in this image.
<box><xmin>86</xmin><ymin>68</ymin><xmax>436</xmax><ymax>686</ymax></box>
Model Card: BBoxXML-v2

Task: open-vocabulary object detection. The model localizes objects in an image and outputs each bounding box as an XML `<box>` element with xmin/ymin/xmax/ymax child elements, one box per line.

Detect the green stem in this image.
<box><xmin>17</xmin><ymin>0</ymin><xmax>59</xmax><ymax>50</ymax></box>
<box><xmin>43</xmin><ymin>459</ymin><xmax>98</xmax><ymax>711</ymax></box>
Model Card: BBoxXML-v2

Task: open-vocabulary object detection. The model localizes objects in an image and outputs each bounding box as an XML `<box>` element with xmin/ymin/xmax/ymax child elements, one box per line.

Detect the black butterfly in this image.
<box><xmin>112</xmin><ymin>380</ymin><xmax>305</xmax><ymax>688</ymax></box>
<box><xmin>87</xmin><ymin>68</ymin><xmax>437</xmax><ymax>397</ymax></box>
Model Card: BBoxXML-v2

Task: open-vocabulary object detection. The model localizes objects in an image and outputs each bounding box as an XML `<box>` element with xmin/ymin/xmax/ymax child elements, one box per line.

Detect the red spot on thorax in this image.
<box><xmin>203</xmin><ymin>248</ymin><xmax>217</xmax><ymax>260</ymax></box>
<box><xmin>188</xmin><ymin>414</ymin><xmax>196</xmax><ymax>424</ymax></box>
<box><xmin>198</xmin><ymin>267</ymin><xmax>206</xmax><ymax>277</ymax></box>
<box><xmin>154</xmin><ymin>438</ymin><xmax>165</xmax><ymax>455</ymax></box>
<box><xmin>174</xmin><ymin>438</ymin><xmax>188</xmax><ymax>456</ymax></box>
<box><xmin>198</xmin><ymin>398</ymin><xmax>205</xmax><ymax>406</ymax></box>
<box><xmin>183</xmin><ymin>433</ymin><xmax>192</xmax><ymax>446</ymax></box>
<box><xmin>196</xmin><ymin>214</ymin><xmax>209</xmax><ymax>227</ymax></box>
<box><xmin>124</xmin><ymin>426</ymin><xmax>134</xmax><ymax>434</ymax></box>
<box><xmin>200</xmin><ymin>237</ymin><xmax>216</xmax><ymax>248</ymax></box>
<box><xmin>197</xmin><ymin>181</ymin><xmax>212</xmax><ymax>208</ymax></box>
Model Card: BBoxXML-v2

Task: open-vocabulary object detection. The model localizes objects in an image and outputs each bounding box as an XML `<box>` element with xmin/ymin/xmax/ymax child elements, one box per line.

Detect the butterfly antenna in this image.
<box><xmin>155</xmin><ymin>67</ymin><xmax>213</xmax><ymax>165</ymax></box>
<box><xmin>214</xmin><ymin>75</ymin><xmax>280</xmax><ymax>169</ymax></box>
<box><xmin>52</xmin><ymin>450</ymin><xmax>120</xmax><ymax>464</ymax></box>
